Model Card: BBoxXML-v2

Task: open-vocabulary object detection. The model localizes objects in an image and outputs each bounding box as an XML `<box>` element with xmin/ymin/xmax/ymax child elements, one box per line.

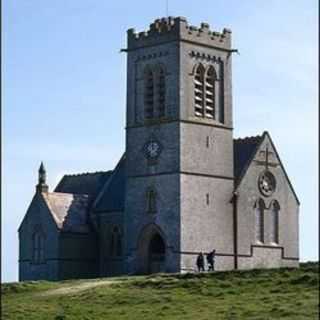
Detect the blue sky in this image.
<box><xmin>2</xmin><ymin>1</ymin><xmax>318</xmax><ymax>282</ymax></box>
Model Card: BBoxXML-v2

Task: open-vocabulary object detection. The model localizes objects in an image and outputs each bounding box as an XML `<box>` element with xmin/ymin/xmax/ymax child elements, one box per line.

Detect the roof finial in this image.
<box><xmin>36</xmin><ymin>161</ymin><xmax>48</xmax><ymax>193</ymax></box>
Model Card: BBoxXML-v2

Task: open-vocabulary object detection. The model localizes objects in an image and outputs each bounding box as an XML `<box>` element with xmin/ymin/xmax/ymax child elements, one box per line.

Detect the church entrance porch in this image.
<box><xmin>137</xmin><ymin>224</ymin><xmax>167</xmax><ymax>274</ymax></box>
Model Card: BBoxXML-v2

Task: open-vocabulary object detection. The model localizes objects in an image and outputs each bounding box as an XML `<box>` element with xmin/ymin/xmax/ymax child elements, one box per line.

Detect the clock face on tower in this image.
<box><xmin>143</xmin><ymin>137</ymin><xmax>162</xmax><ymax>161</ymax></box>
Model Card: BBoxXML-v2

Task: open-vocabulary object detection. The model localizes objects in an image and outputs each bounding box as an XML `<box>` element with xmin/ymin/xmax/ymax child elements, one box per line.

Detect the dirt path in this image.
<box><xmin>41</xmin><ymin>279</ymin><xmax>119</xmax><ymax>296</ymax></box>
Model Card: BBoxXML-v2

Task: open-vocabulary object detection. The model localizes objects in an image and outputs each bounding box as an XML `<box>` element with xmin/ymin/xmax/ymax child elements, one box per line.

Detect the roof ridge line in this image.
<box><xmin>62</xmin><ymin>170</ymin><xmax>112</xmax><ymax>177</ymax></box>
<box><xmin>48</xmin><ymin>191</ymin><xmax>90</xmax><ymax>197</ymax></box>
<box><xmin>234</xmin><ymin>134</ymin><xmax>263</xmax><ymax>142</ymax></box>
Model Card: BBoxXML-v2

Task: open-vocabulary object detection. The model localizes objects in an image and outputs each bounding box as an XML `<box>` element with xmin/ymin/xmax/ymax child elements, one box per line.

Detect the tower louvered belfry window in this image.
<box><xmin>194</xmin><ymin>64</ymin><xmax>205</xmax><ymax>117</ymax></box>
<box><xmin>144</xmin><ymin>65</ymin><xmax>166</xmax><ymax>120</ymax></box>
<box><xmin>144</xmin><ymin>67</ymin><xmax>154</xmax><ymax>119</ymax></box>
<box><xmin>205</xmin><ymin>66</ymin><xmax>216</xmax><ymax>119</ymax></box>
<box><xmin>158</xmin><ymin>67</ymin><xmax>166</xmax><ymax>118</ymax></box>
<box><xmin>194</xmin><ymin>64</ymin><xmax>216</xmax><ymax>119</ymax></box>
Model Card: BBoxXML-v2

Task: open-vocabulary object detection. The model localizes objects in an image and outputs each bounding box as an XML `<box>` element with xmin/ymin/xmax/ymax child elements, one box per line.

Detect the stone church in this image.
<box><xmin>19</xmin><ymin>17</ymin><xmax>299</xmax><ymax>281</ymax></box>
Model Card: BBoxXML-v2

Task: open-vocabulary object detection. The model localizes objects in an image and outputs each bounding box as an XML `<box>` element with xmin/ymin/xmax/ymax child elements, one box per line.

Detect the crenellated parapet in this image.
<box><xmin>127</xmin><ymin>17</ymin><xmax>232</xmax><ymax>51</ymax></box>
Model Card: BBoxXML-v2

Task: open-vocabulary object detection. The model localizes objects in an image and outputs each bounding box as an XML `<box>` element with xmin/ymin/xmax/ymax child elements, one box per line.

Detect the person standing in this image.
<box><xmin>207</xmin><ymin>249</ymin><xmax>216</xmax><ymax>271</ymax></box>
<box><xmin>196</xmin><ymin>252</ymin><xmax>205</xmax><ymax>272</ymax></box>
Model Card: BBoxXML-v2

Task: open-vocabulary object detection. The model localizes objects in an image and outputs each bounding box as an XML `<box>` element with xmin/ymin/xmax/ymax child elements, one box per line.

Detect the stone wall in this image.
<box><xmin>19</xmin><ymin>193</ymin><xmax>59</xmax><ymax>281</ymax></box>
<box><xmin>179</xmin><ymin>42</ymin><xmax>233</xmax><ymax>128</ymax></box>
<box><xmin>124</xmin><ymin>16</ymin><xmax>235</xmax><ymax>274</ymax></box>
<box><xmin>58</xmin><ymin>232</ymin><xmax>99</xmax><ymax>280</ymax></box>
<box><xmin>236</xmin><ymin>134</ymin><xmax>299</xmax><ymax>269</ymax></box>
<box><xmin>99</xmin><ymin>211</ymin><xmax>124</xmax><ymax>276</ymax></box>
<box><xmin>126</xmin><ymin>42</ymin><xmax>179</xmax><ymax>127</ymax></box>
<box><xmin>125</xmin><ymin>173</ymin><xmax>181</xmax><ymax>274</ymax></box>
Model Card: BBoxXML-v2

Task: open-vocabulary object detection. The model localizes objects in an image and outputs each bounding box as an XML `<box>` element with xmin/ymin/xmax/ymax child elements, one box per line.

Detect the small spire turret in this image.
<box><xmin>36</xmin><ymin>162</ymin><xmax>49</xmax><ymax>193</ymax></box>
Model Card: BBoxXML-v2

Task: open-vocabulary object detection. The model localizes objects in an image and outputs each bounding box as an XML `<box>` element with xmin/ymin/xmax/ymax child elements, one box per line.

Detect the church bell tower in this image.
<box><xmin>124</xmin><ymin>17</ymin><xmax>235</xmax><ymax>273</ymax></box>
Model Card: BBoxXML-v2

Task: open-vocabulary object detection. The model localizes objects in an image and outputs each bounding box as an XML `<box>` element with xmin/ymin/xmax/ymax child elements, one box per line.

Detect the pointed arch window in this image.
<box><xmin>194</xmin><ymin>64</ymin><xmax>205</xmax><ymax>117</ymax></box>
<box><xmin>194</xmin><ymin>64</ymin><xmax>217</xmax><ymax>120</ymax></box>
<box><xmin>32</xmin><ymin>230</ymin><xmax>45</xmax><ymax>264</ymax></box>
<box><xmin>270</xmin><ymin>201</ymin><xmax>280</xmax><ymax>244</ymax></box>
<box><xmin>144</xmin><ymin>67</ymin><xmax>154</xmax><ymax>119</ymax></box>
<box><xmin>146</xmin><ymin>188</ymin><xmax>157</xmax><ymax>213</ymax></box>
<box><xmin>157</xmin><ymin>66</ymin><xmax>166</xmax><ymax>118</ymax></box>
<box><xmin>205</xmin><ymin>66</ymin><xmax>216</xmax><ymax>119</ymax></box>
<box><xmin>110</xmin><ymin>226</ymin><xmax>122</xmax><ymax>257</ymax></box>
<box><xmin>254</xmin><ymin>199</ymin><xmax>265</xmax><ymax>243</ymax></box>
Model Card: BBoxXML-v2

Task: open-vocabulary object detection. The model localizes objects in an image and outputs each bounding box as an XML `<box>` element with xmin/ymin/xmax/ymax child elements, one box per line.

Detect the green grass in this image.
<box><xmin>2</xmin><ymin>262</ymin><xmax>319</xmax><ymax>320</ymax></box>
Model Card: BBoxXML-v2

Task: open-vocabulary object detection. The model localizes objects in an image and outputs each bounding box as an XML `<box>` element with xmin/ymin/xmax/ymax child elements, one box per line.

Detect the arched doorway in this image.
<box><xmin>148</xmin><ymin>233</ymin><xmax>165</xmax><ymax>273</ymax></box>
<box><xmin>137</xmin><ymin>224</ymin><xmax>166</xmax><ymax>274</ymax></box>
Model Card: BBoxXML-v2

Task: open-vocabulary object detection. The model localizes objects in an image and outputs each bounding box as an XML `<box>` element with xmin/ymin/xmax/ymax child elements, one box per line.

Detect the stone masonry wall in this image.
<box><xmin>99</xmin><ymin>211</ymin><xmax>124</xmax><ymax>277</ymax></box>
<box><xmin>19</xmin><ymin>193</ymin><xmax>59</xmax><ymax>281</ymax></box>
<box><xmin>236</xmin><ymin>134</ymin><xmax>299</xmax><ymax>269</ymax></box>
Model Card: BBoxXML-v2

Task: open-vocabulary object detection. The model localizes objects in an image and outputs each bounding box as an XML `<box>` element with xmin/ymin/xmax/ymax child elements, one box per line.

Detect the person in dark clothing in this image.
<box><xmin>207</xmin><ymin>250</ymin><xmax>216</xmax><ymax>271</ymax></box>
<box><xmin>196</xmin><ymin>252</ymin><xmax>205</xmax><ymax>272</ymax></box>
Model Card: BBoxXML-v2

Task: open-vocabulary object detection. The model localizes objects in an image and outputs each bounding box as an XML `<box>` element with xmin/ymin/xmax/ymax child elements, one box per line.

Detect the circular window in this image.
<box><xmin>258</xmin><ymin>170</ymin><xmax>276</xmax><ymax>197</ymax></box>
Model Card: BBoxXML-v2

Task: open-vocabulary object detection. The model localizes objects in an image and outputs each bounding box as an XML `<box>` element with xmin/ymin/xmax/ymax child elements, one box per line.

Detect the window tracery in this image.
<box><xmin>194</xmin><ymin>64</ymin><xmax>217</xmax><ymax>120</ymax></box>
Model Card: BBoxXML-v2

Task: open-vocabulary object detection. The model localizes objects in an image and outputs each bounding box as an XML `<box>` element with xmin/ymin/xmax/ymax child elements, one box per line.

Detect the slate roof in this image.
<box><xmin>233</xmin><ymin>135</ymin><xmax>263</xmax><ymax>185</ymax></box>
<box><xmin>42</xmin><ymin>192</ymin><xmax>90</xmax><ymax>233</ymax></box>
<box><xmin>54</xmin><ymin>171</ymin><xmax>112</xmax><ymax>199</ymax></box>
<box><xmin>93</xmin><ymin>154</ymin><xmax>126</xmax><ymax>213</ymax></box>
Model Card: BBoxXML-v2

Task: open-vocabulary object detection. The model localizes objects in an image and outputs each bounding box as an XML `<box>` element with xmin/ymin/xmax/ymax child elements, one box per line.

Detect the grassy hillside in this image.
<box><xmin>2</xmin><ymin>262</ymin><xmax>319</xmax><ymax>320</ymax></box>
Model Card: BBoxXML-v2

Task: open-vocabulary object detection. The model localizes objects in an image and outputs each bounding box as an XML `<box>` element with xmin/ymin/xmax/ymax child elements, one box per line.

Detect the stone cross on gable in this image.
<box><xmin>264</xmin><ymin>145</ymin><xmax>271</xmax><ymax>170</ymax></box>
<box><xmin>255</xmin><ymin>144</ymin><xmax>279</xmax><ymax>168</ymax></box>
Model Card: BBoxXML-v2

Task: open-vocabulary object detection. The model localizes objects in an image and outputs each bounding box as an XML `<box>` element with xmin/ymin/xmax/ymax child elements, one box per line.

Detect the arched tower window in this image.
<box><xmin>144</xmin><ymin>67</ymin><xmax>154</xmax><ymax>119</ymax></box>
<box><xmin>194</xmin><ymin>64</ymin><xmax>205</xmax><ymax>117</ymax></box>
<box><xmin>146</xmin><ymin>188</ymin><xmax>157</xmax><ymax>213</ymax></box>
<box><xmin>194</xmin><ymin>64</ymin><xmax>217</xmax><ymax>120</ymax></box>
<box><xmin>157</xmin><ymin>66</ymin><xmax>166</xmax><ymax>118</ymax></box>
<box><xmin>254</xmin><ymin>199</ymin><xmax>265</xmax><ymax>243</ymax></box>
<box><xmin>270</xmin><ymin>201</ymin><xmax>280</xmax><ymax>244</ymax></box>
<box><xmin>110</xmin><ymin>226</ymin><xmax>122</xmax><ymax>257</ymax></box>
<box><xmin>32</xmin><ymin>230</ymin><xmax>45</xmax><ymax>264</ymax></box>
<box><xmin>205</xmin><ymin>66</ymin><xmax>216</xmax><ymax>119</ymax></box>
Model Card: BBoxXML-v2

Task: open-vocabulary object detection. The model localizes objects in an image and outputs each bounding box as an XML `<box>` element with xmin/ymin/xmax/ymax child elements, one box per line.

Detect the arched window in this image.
<box><xmin>254</xmin><ymin>199</ymin><xmax>265</xmax><ymax>243</ymax></box>
<box><xmin>194</xmin><ymin>64</ymin><xmax>217</xmax><ymax>120</ymax></box>
<box><xmin>205</xmin><ymin>66</ymin><xmax>216</xmax><ymax>119</ymax></box>
<box><xmin>110</xmin><ymin>226</ymin><xmax>122</xmax><ymax>257</ymax></box>
<box><xmin>33</xmin><ymin>231</ymin><xmax>45</xmax><ymax>264</ymax></box>
<box><xmin>144</xmin><ymin>67</ymin><xmax>154</xmax><ymax>119</ymax></box>
<box><xmin>157</xmin><ymin>66</ymin><xmax>166</xmax><ymax>118</ymax></box>
<box><xmin>194</xmin><ymin>64</ymin><xmax>205</xmax><ymax>117</ymax></box>
<box><xmin>270</xmin><ymin>201</ymin><xmax>280</xmax><ymax>244</ymax></box>
<box><xmin>146</xmin><ymin>188</ymin><xmax>157</xmax><ymax>213</ymax></box>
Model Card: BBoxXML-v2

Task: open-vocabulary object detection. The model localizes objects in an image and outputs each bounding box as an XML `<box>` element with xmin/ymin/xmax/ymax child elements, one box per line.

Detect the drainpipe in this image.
<box><xmin>232</xmin><ymin>192</ymin><xmax>238</xmax><ymax>270</ymax></box>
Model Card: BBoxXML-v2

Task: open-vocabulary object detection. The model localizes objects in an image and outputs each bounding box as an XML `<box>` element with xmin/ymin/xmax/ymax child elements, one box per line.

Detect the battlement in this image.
<box><xmin>127</xmin><ymin>17</ymin><xmax>232</xmax><ymax>51</ymax></box>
